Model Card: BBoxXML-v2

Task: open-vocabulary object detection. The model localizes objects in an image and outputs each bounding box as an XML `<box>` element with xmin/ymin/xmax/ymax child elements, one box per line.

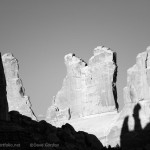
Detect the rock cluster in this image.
<box><xmin>2</xmin><ymin>53</ymin><xmax>36</xmax><ymax>120</ymax></box>
<box><xmin>46</xmin><ymin>46</ymin><xmax>150</xmax><ymax>149</ymax></box>
<box><xmin>2</xmin><ymin>45</ymin><xmax>150</xmax><ymax>149</ymax></box>
<box><xmin>46</xmin><ymin>46</ymin><xmax>118</xmax><ymax>125</ymax></box>
<box><xmin>0</xmin><ymin>52</ymin><xmax>103</xmax><ymax>150</ymax></box>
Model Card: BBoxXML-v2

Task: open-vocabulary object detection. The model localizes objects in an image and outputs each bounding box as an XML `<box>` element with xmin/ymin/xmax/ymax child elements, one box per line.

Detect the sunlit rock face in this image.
<box><xmin>124</xmin><ymin>47</ymin><xmax>150</xmax><ymax>103</ymax></box>
<box><xmin>0</xmin><ymin>53</ymin><xmax>8</xmax><ymax>120</ymax></box>
<box><xmin>46</xmin><ymin>46</ymin><xmax>118</xmax><ymax>125</ymax></box>
<box><xmin>107</xmin><ymin>47</ymin><xmax>150</xmax><ymax>147</ymax></box>
<box><xmin>2</xmin><ymin>53</ymin><xmax>36</xmax><ymax>120</ymax></box>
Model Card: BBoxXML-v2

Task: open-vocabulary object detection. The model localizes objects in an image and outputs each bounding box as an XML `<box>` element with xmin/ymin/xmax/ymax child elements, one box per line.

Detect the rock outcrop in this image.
<box><xmin>2</xmin><ymin>53</ymin><xmax>36</xmax><ymax>120</ymax></box>
<box><xmin>0</xmin><ymin>53</ymin><xmax>8</xmax><ymax>120</ymax></box>
<box><xmin>107</xmin><ymin>47</ymin><xmax>150</xmax><ymax>148</ymax></box>
<box><xmin>46</xmin><ymin>46</ymin><xmax>118</xmax><ymax>125</ymax></box>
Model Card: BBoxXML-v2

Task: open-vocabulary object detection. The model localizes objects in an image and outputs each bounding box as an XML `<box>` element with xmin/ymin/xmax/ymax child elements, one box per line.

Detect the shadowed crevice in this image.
<box><xmin>112</xmin><ymin>52</ymin><xmax>119</xmax><ymax>111</ymax></box>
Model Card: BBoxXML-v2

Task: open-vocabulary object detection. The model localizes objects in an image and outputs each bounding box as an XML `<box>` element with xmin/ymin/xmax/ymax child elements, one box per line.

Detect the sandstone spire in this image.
<box><xmin>2</xmin><ymin>53</ymin><xmax>36</xmax><ymax>120</ymax></box>
<box><xmin>0</xmin><ymin>53</ymin><xmax>8</xmax><ymax>120</ymax></box>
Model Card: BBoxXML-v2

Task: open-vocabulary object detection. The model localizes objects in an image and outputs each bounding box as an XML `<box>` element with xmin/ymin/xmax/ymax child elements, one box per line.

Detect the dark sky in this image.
<box><xmin>0</xmin><ymin>0</ymin><xmax>150</xmax><ymax>117</ymax></box>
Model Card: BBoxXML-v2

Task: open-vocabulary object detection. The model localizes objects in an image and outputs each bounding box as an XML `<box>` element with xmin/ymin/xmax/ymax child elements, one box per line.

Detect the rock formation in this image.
<box><xmin>2</xmin><ymin>45</ymin><xmax>150</xmax><ymax>149</ymax></box>
<box><xmin>46</xmin><ymin>46</ymin><xmax>118</xmax><ymax>125</ymax></box>
<box><xmin>0</xmin><ymin>53</ymin><xmax>8</xmax><ymax>120</ymax></box>
<box><xmin>2</xmin><ymin>53</ymin><xmax>36</xmax><ymax>120</ymax></box>
<box><xmin>107</xmin><ymin>46</ymin><xmax>150</xmax><ymax>147</ymax></box>
<box><xmin>0</xmin><ymin>52</ymin><xmax>103</xmax><ymax>150</ymax></box>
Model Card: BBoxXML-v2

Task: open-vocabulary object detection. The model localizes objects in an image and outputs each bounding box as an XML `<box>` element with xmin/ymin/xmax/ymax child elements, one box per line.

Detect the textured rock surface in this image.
<box><xmin>2</xmin><ymin>53</ymin><xmax>36</xmax><ymax>120</ymax></box>
<box><xmin>46</xmin><ymin>46</ymin><xmax>118</xmax><ymax>125</ymax></box>
<box><xmin>123</xmin><ymin>47</ymin><xmax>150</xmax><ymax>103</ymax></box>
<box><xmin>0</xmin><ymin>53</ymin><xmax>8</xmax><ymax>120</ymax></box>
<box><xmin>107</xmin><ymin>47</ymin><xmax>150</xmax><ymax>147</ymax></box>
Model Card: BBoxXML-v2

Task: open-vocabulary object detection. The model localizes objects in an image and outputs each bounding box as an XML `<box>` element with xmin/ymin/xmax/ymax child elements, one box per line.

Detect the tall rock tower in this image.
<box><xmin>46</xmin><ymin>46</ymin><xmax>118</xmax><ymax>125</ymax></box>
<box><xmin>2</xmin><ymin>53</ymin><xmax>36</xmax><ymax>120</ymax></box>
<box><xmin>0</xmin><ymin>53</ymin><xmax>8</xmax><ymax>120</ymax></box>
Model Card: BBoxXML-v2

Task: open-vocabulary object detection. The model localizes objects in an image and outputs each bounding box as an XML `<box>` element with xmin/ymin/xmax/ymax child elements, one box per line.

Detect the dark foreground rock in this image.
<box><xmin>0</xmin><ymin>110</ymin><xmax>103</xmax><ymax>150</ymax></box>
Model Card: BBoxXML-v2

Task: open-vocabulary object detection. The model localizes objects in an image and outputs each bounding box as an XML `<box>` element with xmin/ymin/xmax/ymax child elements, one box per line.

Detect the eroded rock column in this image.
<box><xmin>0</xmin><ymin>53</ymin><xmax>8</xmax><ymax>120</ymax></box>
<box><xmin>2</xmin><ymin>53</ymin><xmax>36</xmax><ymax>120</ymax></box>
